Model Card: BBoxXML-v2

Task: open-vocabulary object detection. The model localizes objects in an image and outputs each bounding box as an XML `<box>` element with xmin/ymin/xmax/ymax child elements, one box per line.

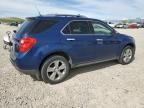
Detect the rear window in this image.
<box><xmin>17</xmin><ymin>19</ymin><xmax>57</xmax><ymax>35</ymax></box>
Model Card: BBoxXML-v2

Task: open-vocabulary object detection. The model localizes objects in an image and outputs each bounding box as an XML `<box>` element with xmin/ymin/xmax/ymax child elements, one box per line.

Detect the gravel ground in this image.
<box><xmin>0</xmin><ymin>24</ymin><xmax>144</xmax><ymax>108</ymax></box>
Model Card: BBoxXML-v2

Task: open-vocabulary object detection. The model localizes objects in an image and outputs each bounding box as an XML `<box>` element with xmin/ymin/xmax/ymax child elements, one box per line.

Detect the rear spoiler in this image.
<box><xmin>26</xmin><ymin>17</ymin><xmax>38</xmax><ymax>20</ymax></box>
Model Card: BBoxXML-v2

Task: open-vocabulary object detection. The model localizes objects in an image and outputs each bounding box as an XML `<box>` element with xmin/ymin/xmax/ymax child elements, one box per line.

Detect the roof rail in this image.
<box><xmin>45</xmin><ymin>14</ymin><xmax>87</xmax><ymax>18</ymax></box>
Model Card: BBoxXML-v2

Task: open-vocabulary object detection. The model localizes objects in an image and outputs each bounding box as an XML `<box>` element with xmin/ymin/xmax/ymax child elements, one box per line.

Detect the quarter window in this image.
<box><xmin>30</xmin><ymin>20</ymin><xmax>57</xmax><ymax>34</ymax></box>
<box><xmin>17</xmin><ymin>19</ymin><xmax>57</xmax><ymax>35</ymax></box>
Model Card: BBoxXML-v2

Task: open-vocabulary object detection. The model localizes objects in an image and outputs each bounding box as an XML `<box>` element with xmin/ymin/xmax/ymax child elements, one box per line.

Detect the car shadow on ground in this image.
<box><xmin>31</xmin><ymin>60</ymin><xmax>119</xmax><ymax>82</ymax></box>
<box><xmin>66</xmin><ymin>60</ymin><xmax>118</xmax><ymax>81</ymax></box>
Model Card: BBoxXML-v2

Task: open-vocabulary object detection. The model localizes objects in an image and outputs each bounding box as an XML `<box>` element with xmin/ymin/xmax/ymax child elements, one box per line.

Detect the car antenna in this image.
<box><xmin>35</xmin><ymin>5</ymin><xmax>42</xmax><ymax>16</ymax></box>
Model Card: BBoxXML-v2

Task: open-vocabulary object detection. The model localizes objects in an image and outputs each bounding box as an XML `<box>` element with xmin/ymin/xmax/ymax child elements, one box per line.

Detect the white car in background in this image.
<box><xmin>115</xmin><ymin>23</ymin><xmax>128</xmax><ymax>29</ymax></box>
<box><xmin>107</xmin><ymin>22</ymin><xmax>118</xmax><ymax>28</ymax></box>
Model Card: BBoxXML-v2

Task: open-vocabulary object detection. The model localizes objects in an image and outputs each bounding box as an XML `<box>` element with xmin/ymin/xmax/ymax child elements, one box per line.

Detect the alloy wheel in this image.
<box><xmin>46</xmin><ymin>60</ymin><xmax>66</xmax><ymax>81</ymax></box>
<box><xmin>123</xmin><ymin>48</ymin><xmax>133</xmax><ymax>63</ymax></box>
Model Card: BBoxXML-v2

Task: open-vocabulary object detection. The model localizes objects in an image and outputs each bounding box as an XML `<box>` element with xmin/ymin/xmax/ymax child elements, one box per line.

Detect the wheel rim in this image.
<box><xmin>47</xmin><ymin>60</ymin><xmax>66</xmax><ymax>81</ymax></box>
<box><xmin>123</xmin><ymin>48</ymin><xmax>133</xmax><ymax>63</ymax></box>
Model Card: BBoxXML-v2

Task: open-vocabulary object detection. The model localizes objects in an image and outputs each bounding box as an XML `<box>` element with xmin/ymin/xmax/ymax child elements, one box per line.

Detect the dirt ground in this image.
<box><xmin>0</xmin><ymin>24</ymin><xmax>144</xmax><ymax>108</ymax></box>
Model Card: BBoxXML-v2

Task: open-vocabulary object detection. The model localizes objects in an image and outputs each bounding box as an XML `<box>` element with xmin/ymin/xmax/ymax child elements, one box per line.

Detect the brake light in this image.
<box><xmin>19</xmin><ymin>37</ymin><xmax>36</xmax><ymax>52</ymax></box>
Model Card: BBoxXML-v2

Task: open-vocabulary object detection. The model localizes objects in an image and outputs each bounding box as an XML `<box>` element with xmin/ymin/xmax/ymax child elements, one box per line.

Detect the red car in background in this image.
<box><xmin>128</xmin><ymin>23</ymin><xmax>139</xmax><ymax>29</ymax></box>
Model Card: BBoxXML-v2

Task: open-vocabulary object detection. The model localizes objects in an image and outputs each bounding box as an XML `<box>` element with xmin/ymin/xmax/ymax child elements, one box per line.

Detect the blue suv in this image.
<box><xmin>10</xmin><ymin>14</ymin><xmax>135</xmax><ymax>84</ymax></box>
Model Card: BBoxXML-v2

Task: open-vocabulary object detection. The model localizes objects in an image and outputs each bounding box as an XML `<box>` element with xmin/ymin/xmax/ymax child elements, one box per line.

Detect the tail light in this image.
<box><xmin>19</xmin><ymin>37</ymin><xmax>36</xmax><ymax>52</ymax></box>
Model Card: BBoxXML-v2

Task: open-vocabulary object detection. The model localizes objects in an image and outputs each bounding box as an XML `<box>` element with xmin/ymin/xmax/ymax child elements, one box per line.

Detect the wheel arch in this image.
<box><xmin>39</xmin><ymin>51</ymin><xmax>72</xmax><ymax>72</ymax></box>
<box><xmin>125</xmin><ymin>43</ymin><xmax>135</xmax><ymax>49</ymax></box>
<box><xmin>117</xmin><ymin>42</ymin><xmax>135</xmax><ymax>59</ymax></box>
<box><xmin>119</xmin><ymin>42</ymin><xmax>135</xmax><ymax>58</ymax></box>
<box><xmin>123</xmin><ymin>43</ymin><xmax>136</xmax><ymax>52</ymax></box>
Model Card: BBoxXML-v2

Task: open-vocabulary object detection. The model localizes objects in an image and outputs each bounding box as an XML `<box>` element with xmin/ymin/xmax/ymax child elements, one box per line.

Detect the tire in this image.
<box><xmin>41</xmin><ymin>55</ymin><xmax>70</xmax><ymax>84</ymax></box>
<box><xmin>118</xmin><ymin>46</ymin><xmax>135</xmax><ymax>65</ymax></box>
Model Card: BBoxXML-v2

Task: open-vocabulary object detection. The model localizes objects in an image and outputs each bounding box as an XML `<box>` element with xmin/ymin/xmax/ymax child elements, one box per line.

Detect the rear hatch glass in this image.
<box><xmin>15</xmin><ymin>19</ymin><xmax>57</xmax><ymax>40</ymax></box>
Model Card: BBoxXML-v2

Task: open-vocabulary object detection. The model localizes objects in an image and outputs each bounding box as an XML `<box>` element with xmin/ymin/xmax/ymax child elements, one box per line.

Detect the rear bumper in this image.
<box><xmin>10</xmin><ymin>57</ymin><xmax>39</xmax><ymax>76</ymax></box>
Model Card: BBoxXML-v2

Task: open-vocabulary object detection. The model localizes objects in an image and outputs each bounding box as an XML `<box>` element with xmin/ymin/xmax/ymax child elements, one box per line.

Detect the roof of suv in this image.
<box><xmin>27</xmin><ymin>14</ymin><xmax>97</xmax><ymax>21</ymax></box>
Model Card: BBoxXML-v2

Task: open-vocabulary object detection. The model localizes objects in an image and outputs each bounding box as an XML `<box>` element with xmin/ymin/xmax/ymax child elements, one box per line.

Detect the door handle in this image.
<box><xmin>96</xmin><ymin>39</ymin><xmax>103</xmax><ymax>44</ymax></box>
<box><xmin>67</xmin><ymin>38</ymin><xmax>76</xmax><ymax>41</ymax></box>
<box><xmin>96</xmin><ymin>39</ymin><xmax>103</xmax><ymax>41</ymax></box>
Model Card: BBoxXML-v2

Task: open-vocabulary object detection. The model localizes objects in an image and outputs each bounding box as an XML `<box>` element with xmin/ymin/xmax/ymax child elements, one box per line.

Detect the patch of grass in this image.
<box><xmin>0</xmin><ymin>17</ymin><xmax>25</xmax><ymax>23</ymax></box>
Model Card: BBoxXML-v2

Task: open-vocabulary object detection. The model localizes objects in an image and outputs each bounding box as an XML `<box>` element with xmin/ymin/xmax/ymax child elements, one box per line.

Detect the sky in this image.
<box><xmin>0</xmin><ymin>0</ymin><xmax>144</xmax><ymax>20</ymax></box>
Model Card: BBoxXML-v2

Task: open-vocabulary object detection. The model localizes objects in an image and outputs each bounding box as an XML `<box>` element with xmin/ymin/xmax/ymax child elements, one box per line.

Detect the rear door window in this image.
<box><xmin>62</xmin><ymin>21</ymin><xmax>91</xmax><ymax>35</ymax></box>
<box><xmin>62</xmin><ymin>25</ymin><xmax>71</xmax><ymax>34</ymax></box>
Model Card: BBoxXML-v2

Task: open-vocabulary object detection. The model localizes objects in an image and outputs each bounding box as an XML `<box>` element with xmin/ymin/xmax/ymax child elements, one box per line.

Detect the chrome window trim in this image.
<box><xmin>60</xmin><ymin>20</ymin><xmax>113</xmax><ymax>36</ymax></box>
